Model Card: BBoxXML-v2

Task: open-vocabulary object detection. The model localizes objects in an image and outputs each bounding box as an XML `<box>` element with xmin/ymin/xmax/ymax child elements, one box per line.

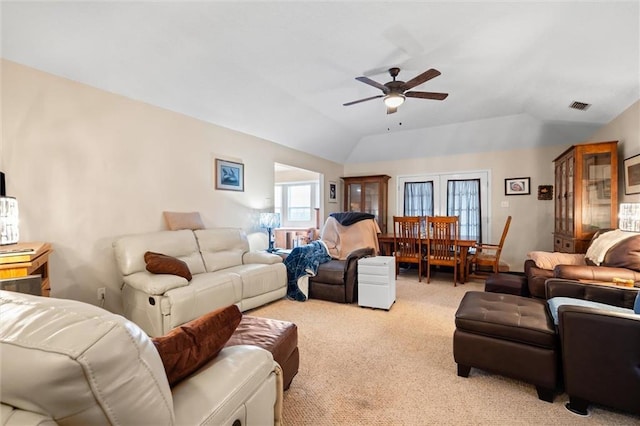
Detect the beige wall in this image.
<box><xmin>588</xmin><ymin>100</ymin><xmax>640</xmax><ymax>204</ymax></box>
<box><xmin>1</xmin><ymin>60</ymin><xmax>342</xmax><ymax>312</ymax></box>
<box><xmin>344</xmin><ymin>146</ymin><xmax>560</xmax><ymax>272</ymax></box>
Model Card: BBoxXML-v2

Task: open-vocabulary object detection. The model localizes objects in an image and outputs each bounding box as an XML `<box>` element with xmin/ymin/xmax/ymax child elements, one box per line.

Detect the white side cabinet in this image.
<box><xmin>358</xmin><ymin>256</ymin><xmax>396</xmax><ymax>310</ymax></box>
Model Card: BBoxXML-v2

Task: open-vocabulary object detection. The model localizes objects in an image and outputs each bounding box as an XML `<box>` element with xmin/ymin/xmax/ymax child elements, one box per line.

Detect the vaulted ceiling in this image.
<box><xmin>2</xmin><ymin>1</ymin><xmax>638</xmax><ymax>164</ymax></box>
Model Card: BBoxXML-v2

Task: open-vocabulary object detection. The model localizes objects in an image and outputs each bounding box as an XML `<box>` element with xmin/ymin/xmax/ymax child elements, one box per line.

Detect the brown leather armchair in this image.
<box><xmin>525</xmin><ymin>231</ymin><xmax>640</xmax><ymax>298</ymax></box>
<box><xmin>546</xmin><ymin>279</ymin><xmax>640</xmax><ymax>416</ymax></box>
<box><xmin>308</xmin><ymin>247</ymin><xmax>375</xmax><ymax>303</ymax></box>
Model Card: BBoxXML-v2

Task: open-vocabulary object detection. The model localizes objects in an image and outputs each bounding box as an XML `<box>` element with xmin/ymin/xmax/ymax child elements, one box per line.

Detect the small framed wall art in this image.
<box><xmin>505</xmin><ymin>177</ymin><xmax>530</xmax><ymax>196</ymax></box>
<box><xmin>328</xmin><ymin>181</ymin><xmax>337</xmax><ymax>203</ymax></box>
<box><xmin>624</xmin><ymin>153</ymin><xmax>640</xmax><ymax>195</ymax></box>
<box><xmin>215</xmin><ymin>159</ymin><xmax>244</xmax><ymax>192</ymax></box>
<box><xmin>537</xmin><ymin>185</ymin><xmax>553</xmax><ymax>200</ymax></box>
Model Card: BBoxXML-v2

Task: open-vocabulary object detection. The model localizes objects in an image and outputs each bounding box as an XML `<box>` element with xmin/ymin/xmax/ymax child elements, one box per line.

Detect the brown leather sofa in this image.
<box><xmin>467</xmin><ymin>277</ymin><xmax>639</xmax><ymax>413</ymax></box>
<box><xmin>308</xmin><ymin>247</ymin><xmax>375</xmax><ymax>303</ymax></box>
<box><xmin>546</xmin><ymin>279</ymin><xmax>640</xmax><ymax>416</ymax></box>
<box><xmin>525</xmin><ymin>231</ymin><xmax>640</xmax><ymax>298</ymax></box>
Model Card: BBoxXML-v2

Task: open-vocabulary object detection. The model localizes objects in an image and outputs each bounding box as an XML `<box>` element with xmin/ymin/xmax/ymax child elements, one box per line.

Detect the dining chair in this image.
<box><xmin>393</xmin><ymin>216</ymin><xmax>423</xmax><ymax>282</ymax></box>
<box><xmin>425</xmin><ymin>216</ymin><xmax>460</xmax><ymax>285</ymax></box>
<box><xmin>467</xmin><ymin>216</ymin><xmax>512</xmax><ymax>280</ymax></box>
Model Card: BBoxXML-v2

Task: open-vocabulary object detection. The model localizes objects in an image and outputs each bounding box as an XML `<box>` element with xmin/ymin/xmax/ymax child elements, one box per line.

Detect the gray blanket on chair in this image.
<box><xmin>284</xmin><ymin>240</ymin><xmax>331</xmax><ymax>301</ymax></box>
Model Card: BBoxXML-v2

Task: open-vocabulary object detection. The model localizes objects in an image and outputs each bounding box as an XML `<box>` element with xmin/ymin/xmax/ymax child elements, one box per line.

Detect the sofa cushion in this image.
<box><xmin>163</xmin><ymin>211</ymin><xmax>205</xmax><ymax>231</ymax></box>
<box><xmin>113</xmin><ymin>229</ymin><xmax>206</xmax><ymax>276</ymax></box>
<box><xmin>602</xmin><ymin>233</ymin><xmax>640</xmax><ymax>272</ymax></box>
<box><xmin>455</xmin><ymin>291</ymin><xmax>556</xmax><ymax>348</ymax></box>
<box><xmin>195</xmin><ymin>228</ymin><xmax>250</xmax><ymax>272</ymax></box>
<box><xmin>585</xmin><ymin>229</ymin><xmax>638</xmax><ymax>266</ymax></box>
<box><xmin>145</xmin><ymin>251</ymin><xmax>192</xmax><ymax>281</ymax></box>
<box><xmin>152</xmin><ymin>304</ymin><xmax>242</xmax><ymax>386</ymax></box>
<box><xmin>527</xmin><ymin>251</ymin><xmax>585</xmax><ymax>270</ymax></box>
<box><xmin>547</xmin><ymin>297</ymin><xmax>635</xmax><ymax>325</ymax></box>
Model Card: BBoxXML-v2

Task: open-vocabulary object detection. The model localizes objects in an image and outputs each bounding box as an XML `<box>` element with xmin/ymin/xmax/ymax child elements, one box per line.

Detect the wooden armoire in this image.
<box><xmin>553</xmin><ymin>140</ymin><xmax>618</xmax><ymax>253</ymax></box>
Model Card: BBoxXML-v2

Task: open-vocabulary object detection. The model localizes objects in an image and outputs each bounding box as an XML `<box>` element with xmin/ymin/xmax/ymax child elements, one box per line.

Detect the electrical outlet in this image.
<box><xmin>97</xmin><ymin>287</ymin><xmax>106</xmax><ymax>301</ymax></box>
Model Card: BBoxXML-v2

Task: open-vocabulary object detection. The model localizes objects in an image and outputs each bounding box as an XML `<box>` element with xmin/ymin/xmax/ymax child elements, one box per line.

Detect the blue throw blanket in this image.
<box><xmin>284</xmin><ymin>240</ymin><xmax>331</xmax><ymax>301</ymax></box>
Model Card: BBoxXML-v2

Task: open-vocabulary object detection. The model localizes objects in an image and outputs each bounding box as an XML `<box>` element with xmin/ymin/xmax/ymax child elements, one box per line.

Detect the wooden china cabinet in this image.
<box><xmin>553</xmin><ymin>140</ymin><xmax>618</xmax><ymax>253</ymax></box>
<box><xmin>341</xmin><ymin>175</ymin><xmax>390</xmax><ymax>233</ymax></box>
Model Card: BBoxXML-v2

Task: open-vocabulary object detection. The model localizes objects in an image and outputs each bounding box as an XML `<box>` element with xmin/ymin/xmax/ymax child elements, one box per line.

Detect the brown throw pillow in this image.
<box><xmin>144</xmin><ymin>251</ymin><xmax>192</xmax><ymax>281</ymax></box>
<box><xmin>152</xmin><ymin>305</ymin><xmax>242</xmax><ymax>386</ymax></box>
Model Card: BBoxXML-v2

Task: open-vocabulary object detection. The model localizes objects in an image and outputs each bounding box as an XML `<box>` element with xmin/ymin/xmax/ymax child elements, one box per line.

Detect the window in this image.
<box><xmin>274</xmin><ymin>185</ymin><xmax>282</xmax><ymax>218</ymax></box>
<box><xmin>398</xmin><ymin>171</ymin><xmax>490</xmax><ymax>243</ymax></box>
<box><xmin>288</xmin><ymin>185</ymin><xmax>311</xmax><ymax>221</ymax></box>
<box><xmin>404</xmin><ymin>182</ymin><xmax>433</xmax><ymax>216</ymax></box>
<box><xmin>447</xmin><ymin>179</ymin><xmax>481</xmax><ymax>241</ymax></box>
<box><xmin>275</xmin><ymin>182</ymin><xmax>319</xmax><ymax>227</ymax></box>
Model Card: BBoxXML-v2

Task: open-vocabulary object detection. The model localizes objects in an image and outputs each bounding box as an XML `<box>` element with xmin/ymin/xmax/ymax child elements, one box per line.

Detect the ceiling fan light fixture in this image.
<box><xmin>384</xmin><ymin>93</ymin><xmax>405</xmax><ymax>108</ymax></box>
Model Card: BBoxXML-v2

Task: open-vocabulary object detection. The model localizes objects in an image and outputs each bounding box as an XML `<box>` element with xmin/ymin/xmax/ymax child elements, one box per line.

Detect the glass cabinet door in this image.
<box><xmin>567</xmin><ymin>155</ymin><xmax>574</xmax><ymax>235</ymax></box>
<box><xmin>363</xmin><ymin>182</ymin><xmax>380</xmax><ymax>217</ymax></box>
<box><xmin>347</xmin><ymin>183</ymin><xmax>362</xmax><ymax>212</ymax></box>
<box><xmin>581</xmin><ymin>152</ymin><xmax>612</xmax><ymax>234</ymax></box>
<box><xmin>341</xmin><ymin>175</ymin><xmax>390</xmax><ymax>232</ymax></box>
<box><xmin>558</xmin><ymin>160</ymin><xmax>566</xmax><ymax>233</ymax></box>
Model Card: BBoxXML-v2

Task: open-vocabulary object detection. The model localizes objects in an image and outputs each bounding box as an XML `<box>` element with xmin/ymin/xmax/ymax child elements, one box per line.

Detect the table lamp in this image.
<box><xmin>260</xmin><ymin>212</ymin><xmax>280</xmax><ymax>253</ymax></box>
<box><xmin>0</xmin><ymin>196</ymin><xmax>19</xmax><ymax>245</ymax></box>
<box><xmin>619</xmin><ymin>203</ymin><xmax>640</xmax><ymax>232</ymax></box>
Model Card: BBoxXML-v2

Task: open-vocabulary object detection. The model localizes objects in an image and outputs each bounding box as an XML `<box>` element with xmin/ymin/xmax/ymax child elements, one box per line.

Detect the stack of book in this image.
<box><xmin>0</xmin><ymin>243</ymin><xmax>43</xmax><ymax>264</ymax></box>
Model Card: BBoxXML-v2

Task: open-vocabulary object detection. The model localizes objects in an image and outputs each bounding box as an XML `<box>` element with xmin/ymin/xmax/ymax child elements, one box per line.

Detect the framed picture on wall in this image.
<box><xmin>537</xmin><ymin>185</ymin><xmax>553</xmax><ymax>200</ymax></box>
<box><xmin>328</xmin><ymin>181</ymin><xmax>337</xmax><ymax>203</ymax></box>
<box><xmin>215</xmin><ymin>159</ymin><xmax>244</xmax><ymax>192</ymax></box>
<box><xmin>624</xmin><ymin>153</ymin><xmax>640</xmax><ymax>195</ymax></box>
<box><xmin>505</xmin><ymin>177</ymin><xmax>530</xmax><ymax>196</ymax></box>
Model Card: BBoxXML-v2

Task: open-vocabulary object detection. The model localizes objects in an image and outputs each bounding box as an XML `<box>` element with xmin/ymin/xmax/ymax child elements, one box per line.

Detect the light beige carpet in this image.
<box><xmin>249</xmin><ymin>271</ymin><xmax>640</xmax><ymax>425</ymax></box>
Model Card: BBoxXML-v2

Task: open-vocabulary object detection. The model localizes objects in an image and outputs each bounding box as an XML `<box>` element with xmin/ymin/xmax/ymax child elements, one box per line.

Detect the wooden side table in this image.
<box><xmin>0</xmin><ymin>242</ymin><xmax>53</xmax><ymax>296</ymax></box>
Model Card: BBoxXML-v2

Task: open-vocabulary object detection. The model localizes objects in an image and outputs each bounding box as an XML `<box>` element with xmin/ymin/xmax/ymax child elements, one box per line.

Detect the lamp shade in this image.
<box><xmin>0</xmin><ymin>196</ymin><xmax>19</xmax><ymax>245</ymax></box>
<box><xmin>619</xmin><ymin>203</ymin><xmax>640</xmax><ymax>232</ymax></box>
<box><xmin>260</xmin><ymin>212</ymin><xmax>280</xmax><ymax>229</ymax></box>
<box><xmin>383</xmin><ymin>93</ymin><xmax>405</xmax><ymax>108</ymax></box>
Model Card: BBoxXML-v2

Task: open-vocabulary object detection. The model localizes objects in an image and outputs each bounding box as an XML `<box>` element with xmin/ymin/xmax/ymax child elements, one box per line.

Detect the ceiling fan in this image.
<box><xmin>343</xmin><ymin>67</ymin><xmax>448</xmax><ymax>114</ymax></box>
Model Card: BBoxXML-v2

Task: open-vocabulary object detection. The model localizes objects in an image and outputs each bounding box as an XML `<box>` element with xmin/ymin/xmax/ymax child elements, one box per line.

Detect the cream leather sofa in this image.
<box><xmin>0</xmin><ymin>290</ymin><xmax>283</xmax><ymax>426</ymax></box>
<box><xmin>113</xmin><ymin>228</ymin><xmax>287</xmax><ymax>337</ymax></box>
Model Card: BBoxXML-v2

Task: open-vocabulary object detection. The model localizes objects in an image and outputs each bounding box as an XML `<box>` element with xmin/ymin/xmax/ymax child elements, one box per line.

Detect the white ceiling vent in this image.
<box><xmin>569</xmin><ymin>101</ymin><xmax>591</xmax><ymax>111</ymax></box>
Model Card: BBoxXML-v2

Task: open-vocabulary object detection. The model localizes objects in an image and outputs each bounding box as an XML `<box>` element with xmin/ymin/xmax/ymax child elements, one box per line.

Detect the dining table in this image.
<box><xmin>377</xmin><ymin>233</ymin><xmax>477</xmax><ymax>283</ymax></box>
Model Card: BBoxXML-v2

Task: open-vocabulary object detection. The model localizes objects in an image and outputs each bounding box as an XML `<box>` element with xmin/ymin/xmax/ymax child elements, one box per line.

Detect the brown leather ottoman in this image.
<box><xmin>485</xmin><ymin>272</ymin><xmax>529</xmax><ymax>297</ymax></box>
<box><xmin>225</xmin><ymin>315</ymin><xmax>299</xmax><ymax>390</ymax></box>
<box><xmin>453</xmin><ymin>291</ymin><xmax>559</xmax><ymax>402</ymax></box>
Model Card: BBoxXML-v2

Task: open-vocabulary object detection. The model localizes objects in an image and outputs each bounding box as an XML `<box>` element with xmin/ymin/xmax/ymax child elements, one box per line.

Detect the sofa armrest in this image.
<box><xmin>558</xmin><ymin>305</ymin><xmax>640</xmax><ymax>415</ymax></box>
<box><xmin>554</xmin><ymin>264</ymin><xmax>640</xmax><ymax>283</ymax></box>
<box><xmin>340</xmin><ymin>247</ymin><xmax>375</xmax><ymax>303</ymax></box>
<box><xmin>172</xmin><ymin>345</ymin><xmax>282</xmax><ymax>425</ymax></box>
<box><xmin>242</xmin><ymin>251</ymin><xmax>283</xmax><ymax>265</ymax></box>
<box><xmin>524</xmin><ymin>259</ymin><xmax>554</xmax><ymax>299</ymax></box>
<box><xmin>123</xmin><ymin>271</ymin><xmax>189</xmax><ymax>295</ymax></box>
<box><xmin>545</xmin><ymin>278</ymin><xmax>638</xmax><ymax>309</ymax></box>
<box><xmin>344</xmin><ymin>247</ymin><xmax>375</xmax><ymax>270</ymax></box>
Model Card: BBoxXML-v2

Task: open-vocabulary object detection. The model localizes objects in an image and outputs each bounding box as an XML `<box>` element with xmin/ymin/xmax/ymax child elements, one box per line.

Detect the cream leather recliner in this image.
<box><xmin>113</xmin><ymin>228</ymin><xmax>287</xmax><ymax>337</ymax></box>
<box><xmin>0</xmin><ymin>290</ymin><xmax>283</xmax><ymax>426</ymax></box>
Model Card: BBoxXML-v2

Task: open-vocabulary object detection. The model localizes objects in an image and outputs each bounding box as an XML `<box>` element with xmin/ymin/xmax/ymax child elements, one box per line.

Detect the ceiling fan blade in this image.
<box><xmin>343</xmin><ymin>95</ymin><xmax>384</xmax><ymax>106</ymax></box>
<box><xmin>355</xmin><ymin>76</ymin><xmax>389</xmax><ymax>93</ymax></box>
<box><xmin>402</xmin><ymin>68</ymin><xmax>441</xmax><ymax>91</ymax></box>
<box><xmin>386</xmin><ymin>106</ymin><xmax>398</xmax><ymax>114</ymax></box>
<box><xmin>405</xmin><ymin>91</ymin><xmax>449</xmax><ymax>100</ymax></box>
